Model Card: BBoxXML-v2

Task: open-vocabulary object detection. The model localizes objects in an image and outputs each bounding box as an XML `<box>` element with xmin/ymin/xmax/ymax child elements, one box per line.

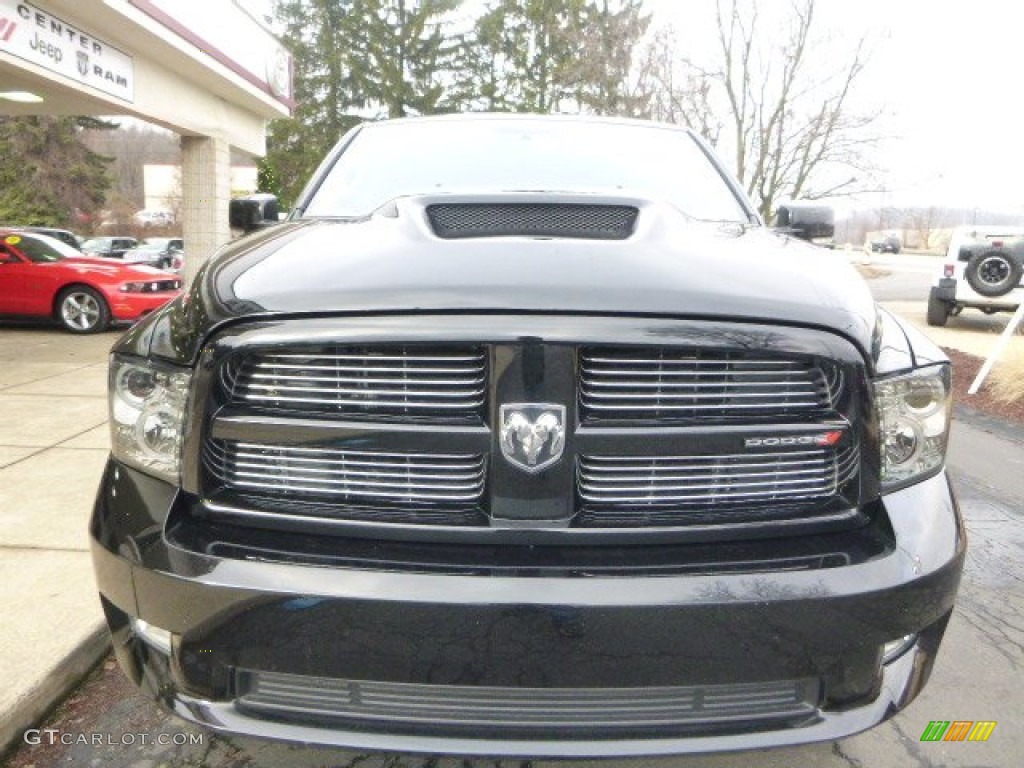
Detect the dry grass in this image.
<box><xmin>854</xmin><ymin>264</ymin><xmax>892</xmax><ymax>279</ymax></box>
<box><xmin>989</xmin><ymin>348</ymin><xmax>1024</xmax><ymax>404</ymax></box>
<box><xmin>945</xmin><ymin>347</ymin><xmax>1024</xmax><ymax>423</ymax></box>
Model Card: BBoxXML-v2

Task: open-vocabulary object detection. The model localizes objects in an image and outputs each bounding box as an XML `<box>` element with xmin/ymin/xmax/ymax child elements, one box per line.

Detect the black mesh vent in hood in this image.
<box><xmin>426</xmin><ymin>203</ymin><xmax>639</xmax><ymax>240</ymax></box>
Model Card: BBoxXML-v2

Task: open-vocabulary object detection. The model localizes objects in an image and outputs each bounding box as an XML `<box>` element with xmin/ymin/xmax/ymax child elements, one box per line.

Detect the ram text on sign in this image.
<box><xmin>0</xmin><ymin>0</ymin><xmax>134</xmax><ymax>102</ymax></box>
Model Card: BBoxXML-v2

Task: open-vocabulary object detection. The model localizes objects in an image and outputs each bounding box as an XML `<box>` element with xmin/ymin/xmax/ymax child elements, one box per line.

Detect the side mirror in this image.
<box><xmin>774</xmin><ymin>203</ymin><xmax>835</xmax><ymax>241</ymax></box>
<box><xmin>229</xmin><ymin>194</ymin><xmax>281</xmax><ymax>234</ymax></box>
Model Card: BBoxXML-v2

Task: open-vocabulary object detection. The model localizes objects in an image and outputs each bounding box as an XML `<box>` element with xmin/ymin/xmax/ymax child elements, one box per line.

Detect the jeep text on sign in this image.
<box><xmin>0</xmin><ymin>0</ymin><xmax>134</xmax><ymax>102</ymax></box>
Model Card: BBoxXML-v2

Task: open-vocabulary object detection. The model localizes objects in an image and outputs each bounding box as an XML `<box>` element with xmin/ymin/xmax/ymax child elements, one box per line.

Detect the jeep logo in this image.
<box><xmin>744</xmin><ymin>431</ymin><xmax>844</xmax><ymax>448</ymax></box>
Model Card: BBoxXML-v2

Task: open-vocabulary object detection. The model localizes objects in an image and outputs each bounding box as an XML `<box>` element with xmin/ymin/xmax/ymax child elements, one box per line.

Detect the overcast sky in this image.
<box><xmin>646</xmin><ymin>0</ymin><xmax>1023</xmax><ymax>211</ymax></box>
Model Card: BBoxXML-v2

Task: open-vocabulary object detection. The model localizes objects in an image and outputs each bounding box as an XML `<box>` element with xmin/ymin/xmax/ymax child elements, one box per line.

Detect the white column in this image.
<box><xmin>180</xmin><ymin>135</ymin><xmax>232</xmax><ymax>287</ymax></box>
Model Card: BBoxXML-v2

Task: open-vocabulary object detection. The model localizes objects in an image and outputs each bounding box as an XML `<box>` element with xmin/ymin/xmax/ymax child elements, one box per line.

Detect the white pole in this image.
<box><xmin>969</xmin><ymin>300</ymin><xmax>1024</xmax><ymax>394</ymax></box>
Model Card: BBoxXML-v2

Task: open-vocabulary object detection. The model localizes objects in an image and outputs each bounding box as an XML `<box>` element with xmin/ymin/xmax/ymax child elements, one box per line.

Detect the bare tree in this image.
<box><xmin>80</xmin><ymin>124</ymin><xmax>179</xmax><ymax>208</ymax></box>
<box><xmin>639</xmin><ymin>0</ymin><xmax>880</xmax><ymax>221</ymax></box>
<box><xmin>634</xmin><ymin>27</ymin><xmax>722</xmax><ymax>145</ymax></box>
<box><xmin>900</xmin><ymin>205</ymin><xmax>945</xmax><ymax>250</ymax></box>
<box><xmin>566</xmin><ymin>0</ymin><xmax>651</xmax><ymax>116</ymax></box>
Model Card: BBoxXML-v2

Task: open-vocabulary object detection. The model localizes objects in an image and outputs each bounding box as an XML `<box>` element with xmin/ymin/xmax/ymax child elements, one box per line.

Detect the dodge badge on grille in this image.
<box><xmin>499</xmin><ymin>403</ymin><xmax>566</xmax><ymax>473</ymax></box>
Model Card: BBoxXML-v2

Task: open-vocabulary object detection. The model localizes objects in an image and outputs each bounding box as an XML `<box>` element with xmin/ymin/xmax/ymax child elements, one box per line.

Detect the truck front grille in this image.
<box><xmin>580</xmin><ymin>347</ymin><xmax>841</xmax><ymax>423</ymax></box>
<box><xmin>223</xmin><ymin>345</ymin><xmax>486</xmax><ymax>422</ymax></box>
<box><xmin>205</xmin><ymin>440</ymin><xmax>487</xmax><ymax>505</ymax></box>
<box><xmin>577</xmin><ymin>447</ymin><xmax>859</xmax><ymax>527</ymax></box>
<box><xmin>197</xmin><ymin>324</ymin><xmax>864</xmax><ymax>541</ymax></box>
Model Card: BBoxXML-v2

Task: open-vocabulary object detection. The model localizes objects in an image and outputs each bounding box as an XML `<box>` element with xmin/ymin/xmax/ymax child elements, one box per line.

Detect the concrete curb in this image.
<box><xmin>0</xmin><ymin>622</ymin><xmax>110</xmax><ymax>757</ymax></box>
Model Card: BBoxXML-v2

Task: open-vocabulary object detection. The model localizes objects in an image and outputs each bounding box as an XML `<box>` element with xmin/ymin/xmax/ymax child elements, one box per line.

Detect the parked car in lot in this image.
<box><xmin>927</xmin><ymin>225</ymin><xmax>1024</xmax><ymax>326</ymax></box>
<box><xmin>0</xmin><ymin>230</ymin><xmax>182</xmax><ymax>333</ymax></box>
<box><xmin>17</xmin><ymin>226</ymin><xmax>83</xmax><ymax>250</ymax></box>
<box><xmin>122</xmin><ymin>238</ymin><xmax>184</xmax><ymax>271</ymax></box>
<box><xmin>92</xmin><ymin>115</ymin><xmax>963</xmax><ymax>758</ymax></box>
<box><xmin>869</xmin><ymin>233</ymin><xmax>901</xmax><ymax>254</ymax></box>
<box><xmin>80</xmin><ymin>236</ymin><xmax>139</xmax><ymax>259</ymax></box>
<box><xmin>133</xmin><ymin>208</ymin><xmax>175</xmax><ymax>227</ymax></box>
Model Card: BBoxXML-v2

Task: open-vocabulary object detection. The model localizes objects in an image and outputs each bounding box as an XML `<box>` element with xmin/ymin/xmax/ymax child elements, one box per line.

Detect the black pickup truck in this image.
<box><xmin>90</xmin><ymin>114</ymin><xmax>963</xmax><ymax>758</ymax></box>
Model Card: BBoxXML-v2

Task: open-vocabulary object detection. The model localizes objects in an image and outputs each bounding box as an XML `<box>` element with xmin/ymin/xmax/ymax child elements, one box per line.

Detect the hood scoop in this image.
<box><xmin>426</xmin><ymin>202</ymin><xmax>638</xmax><ymax>240</ymax></box>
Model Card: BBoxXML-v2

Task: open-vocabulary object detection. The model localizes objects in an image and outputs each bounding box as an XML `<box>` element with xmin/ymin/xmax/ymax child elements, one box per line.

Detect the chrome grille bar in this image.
<box><xmin>580</xmin><ymin>348</ymin><xmax>841</xmax><ymax>422</ymax></box>
<box><xmin>579</xmin><ymin>448</ymin><xmax>858</xmax><ymax>506</ymax></box>
<box><xmin>245</xmin><ymin>373</ymin><xmax>481</xmax><ymax>384</ymax></box>
<box><xmin>583</xmin><ymin>356</ymin><xmax>808</xmax><ymax>366</ymax></box>
<box><xmin>226</xmin><ymin>345</ymin><xmax>487</xmax><ymax>421</ymax></box>
<box><xmin>206</xmin><ymin>440</ymin><xmax>487</xmax><ymax>504</ymax></box>
<box><xmin>262</xmin><ymin>353</ymin><xmax>484</xmax><ymax>361</ymax></box>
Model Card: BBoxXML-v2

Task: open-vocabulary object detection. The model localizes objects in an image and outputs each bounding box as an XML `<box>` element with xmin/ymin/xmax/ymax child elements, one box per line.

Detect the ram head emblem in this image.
<box><xmin>499</xmin><ymin>404</ymin><xmax>566</xmax><ymax>473</ymax></box>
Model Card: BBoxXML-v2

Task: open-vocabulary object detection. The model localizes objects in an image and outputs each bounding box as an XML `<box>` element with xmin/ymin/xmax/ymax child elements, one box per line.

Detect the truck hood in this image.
<box><xmin>127</xmin><ymin>195</ymin><xmax>879</xmax><ymax>364</ymax></box>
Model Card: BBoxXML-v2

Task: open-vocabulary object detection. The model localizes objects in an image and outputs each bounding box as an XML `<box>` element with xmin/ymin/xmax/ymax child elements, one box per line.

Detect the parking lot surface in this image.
<box><xmin>0</xmin><ymin>328</ymin><xmax>115</xmax><ymax>751</ymax></box>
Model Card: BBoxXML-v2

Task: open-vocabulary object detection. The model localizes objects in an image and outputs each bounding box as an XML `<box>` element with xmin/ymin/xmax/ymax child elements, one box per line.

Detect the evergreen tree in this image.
<box><xmin>265</xmin><ymin>0</ymin><xmax>465</xmax><ymax>205</ymax></box>
<box><xmin>256</xmin><ymin>156</ymin><xmax>285</xmax><ymax>200</ymax></box>
<box><xmin>456</xmin><ymin>5</ymin><xmax>509</xmax><ymax>111</ymax></box>
<box><xmin>468</xmin><ymin>0</ymin><xmax>587</xmax><ymax>113</ymax></box>
<box><xmin>265</xmin><ymin>0</ymin><xmax>366</xmax><ymax>207</ymax></box>
<box><xmin>262</xmin><ymin>0</ymin><xmax>653</xmax><ymax>202</ymax></box>
<box><xmin>463</xmin><ymin>0</ymin><xmax>646</xmax><ymax>115</ymax></box>
<box><xmin>570</xmin><ymin>0</ymin><xmax>650</xmax><ymax>116</ymax></box>
<box><xmin>0</xmin><ymin>116</ymin><xmax>111</xmax><ymax>227</ymax></box>
<box><xmin>353</xmin><ymin>0</ymin><xmax>463</xmax><ymax>118</ymax></box>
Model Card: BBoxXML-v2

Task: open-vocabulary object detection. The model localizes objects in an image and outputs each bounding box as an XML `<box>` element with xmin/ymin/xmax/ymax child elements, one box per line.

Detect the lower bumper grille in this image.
<box><xmin>235</xmin><ymin>671</ymin><xmax>820</xmax><ymax>735</ymax></box>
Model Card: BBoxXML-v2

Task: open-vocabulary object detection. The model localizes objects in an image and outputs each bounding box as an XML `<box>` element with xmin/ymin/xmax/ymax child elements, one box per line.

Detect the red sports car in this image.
<box><xmin>0</xmin><ymin>230</ymin><xmax>183</xmax><ymax>333</ymax></box>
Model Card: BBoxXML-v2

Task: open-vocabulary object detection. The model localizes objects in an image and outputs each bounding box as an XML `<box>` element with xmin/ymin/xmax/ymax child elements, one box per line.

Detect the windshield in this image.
<box><xmin>11</xmin><ymin>233</ymin><xmax>79</xmax><ymax>263</ymax></box>
<box><xmin>304</xmin><ymin>118</ymin><xmax>750</xmax><ymax>222</ymax></box>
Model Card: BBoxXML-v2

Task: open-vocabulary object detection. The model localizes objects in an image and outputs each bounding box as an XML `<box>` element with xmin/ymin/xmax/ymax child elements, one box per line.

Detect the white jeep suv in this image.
<box><xmin>928</xmin><ymin>225</ymin><xmax>1024</xmax><ymax>326</ymax></box>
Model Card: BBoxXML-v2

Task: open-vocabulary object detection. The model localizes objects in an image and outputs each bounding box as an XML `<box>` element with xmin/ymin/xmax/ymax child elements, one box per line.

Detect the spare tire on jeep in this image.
<box><xmin>964</xmin><ymin>249</ymin><xmax>1023</xmax><ymax>297</ymax></box>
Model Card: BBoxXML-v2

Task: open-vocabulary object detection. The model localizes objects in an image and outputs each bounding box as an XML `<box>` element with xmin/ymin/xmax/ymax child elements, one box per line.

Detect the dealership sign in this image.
<box><xmin>0</xmin><ymin>0</ymin><xmax>134</xmax><ymax>102</ymax></box>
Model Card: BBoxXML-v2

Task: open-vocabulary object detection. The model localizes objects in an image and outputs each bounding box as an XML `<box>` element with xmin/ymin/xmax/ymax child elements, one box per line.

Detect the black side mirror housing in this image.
<box><xmin>230</xmin><ymin>194</ymin><xmax>281</xmax><ymax>234</ymax></box>
<box><xmin>774</xmin><ymin>203</ymin><xmax>835</xmax><ymax>241</ymax></box>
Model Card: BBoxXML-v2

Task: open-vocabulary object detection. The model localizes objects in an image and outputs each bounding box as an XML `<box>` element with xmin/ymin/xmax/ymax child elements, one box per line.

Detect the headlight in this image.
<box><xmin>874</xmin><ymin>365</ymin><xmax>951</xmax><ymax>486</ymax></box>
<box><xmin>110</xmin><ymin>356</ymin><xmax>191</xmax><ymax>483</ymax></box>
<box><xmin>121</xmin><ymin>281</ymin><xmax>176</xmax><ymax>293</ymax></box>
